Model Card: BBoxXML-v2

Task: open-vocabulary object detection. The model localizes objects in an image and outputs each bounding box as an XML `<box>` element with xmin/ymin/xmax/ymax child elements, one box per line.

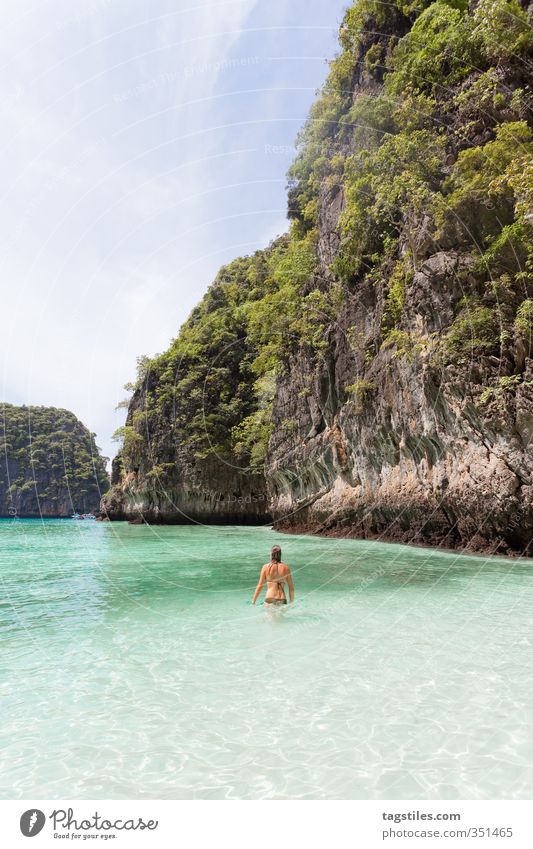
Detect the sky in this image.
<box><xmin>0</xmin><ymin>0</ymin><xmax>349</xmax><ymax>463</ymax></box>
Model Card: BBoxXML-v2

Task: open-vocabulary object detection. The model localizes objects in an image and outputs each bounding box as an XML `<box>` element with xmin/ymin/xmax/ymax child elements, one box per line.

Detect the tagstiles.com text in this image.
<box><xmin>382</xmin><ymin>810</ymin><xmax>513</xmax><ymax>841</ymax></box>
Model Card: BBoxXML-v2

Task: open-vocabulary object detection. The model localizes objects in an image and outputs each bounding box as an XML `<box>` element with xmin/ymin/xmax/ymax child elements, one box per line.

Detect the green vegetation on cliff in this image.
<box><xmin>289</xmin><ymin>0</ymin><xmax>531</xmax><ymax>294</ymax></box>
<box><xmin>115</xmin><ymin>225</ymin><xmax>343</xmax><ymax>474</ymax></box>
<box><xmin>0</xmin><ymin>404</ymin><xmax>109</xmax><ymax>516</ymax></box>
<box><xmin>108</xmin><ymin>0</ymin><xmax>533</xmax><ymax>543</ymax></box>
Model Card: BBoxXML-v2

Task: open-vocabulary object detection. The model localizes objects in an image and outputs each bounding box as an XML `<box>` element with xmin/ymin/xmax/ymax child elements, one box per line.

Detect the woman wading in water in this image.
<box><xmin>252</xmin><ymin>545</ymin><xmax>294</xmax><ymax>606</ymax></box>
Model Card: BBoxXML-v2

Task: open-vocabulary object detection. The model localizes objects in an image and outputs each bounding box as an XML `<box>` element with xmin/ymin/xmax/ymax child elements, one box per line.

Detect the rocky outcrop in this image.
<box><xmin>105</xmin><ymin>451</ymin><xmax>268</xmax><ymax>524</ymax></box>
<box><xmin>268</xmin><ymin>319</ymin><xmax>533</xmax><ymax>554</ymax></box>
<box><xmin>265</xmin><ymin>0</ymin><xmax>533</xmax><ymax>554</ymax></box>
<box><xmin>104</xmin><ymin>0</ymin><xmax>533</xmax><ymax>553</ymax></box>
<box><xmin>0</xmin><ymin>404</ymin><xmax>109</xmax><ymax>517</ymax></box>
<box><xmin>101</xmin><ymin>255</ymin><xmax>273</xmax><ymax>524</ymax></box>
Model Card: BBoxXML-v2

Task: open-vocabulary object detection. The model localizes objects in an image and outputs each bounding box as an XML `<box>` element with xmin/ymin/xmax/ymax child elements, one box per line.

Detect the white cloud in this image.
<box><xmin>0</xmin><ymin>0</ymin><xmax>346</xmax><ymax>462</ymax></box>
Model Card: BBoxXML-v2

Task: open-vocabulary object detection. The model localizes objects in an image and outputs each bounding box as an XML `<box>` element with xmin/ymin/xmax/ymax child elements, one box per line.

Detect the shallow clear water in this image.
<box><xmin>1</xmin><ymin>518</ymin><xmax>533</xmax><ymax>799</ymax></box>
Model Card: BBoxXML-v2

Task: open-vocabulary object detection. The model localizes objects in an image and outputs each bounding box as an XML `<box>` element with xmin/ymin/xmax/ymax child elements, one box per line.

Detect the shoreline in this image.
<box><xmin>16</xmin><ymin>512</ymin><xmax>529</xmax><ymax>561</ymax></box>
<box><xmin>273</xmin><ymin>521</ymin><xmax>531</xmax><ymax>560</ymax></box>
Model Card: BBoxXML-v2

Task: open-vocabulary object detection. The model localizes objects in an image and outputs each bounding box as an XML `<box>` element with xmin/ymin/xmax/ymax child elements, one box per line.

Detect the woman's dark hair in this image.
<box><xmin>271</xmin><ymin>545</ymin><xmax>282</xmax><ymax>563</ymax></box>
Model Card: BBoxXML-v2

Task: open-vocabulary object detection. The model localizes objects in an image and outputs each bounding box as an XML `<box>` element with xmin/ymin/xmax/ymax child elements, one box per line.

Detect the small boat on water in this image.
<box><xmin>71</xmin><ymin>513</ymin><xmax>97</xmax><ymax>520</ymax></box>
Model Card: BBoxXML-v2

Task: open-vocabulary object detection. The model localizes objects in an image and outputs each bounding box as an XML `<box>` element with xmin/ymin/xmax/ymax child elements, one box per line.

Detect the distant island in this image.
<box><xmin>0</xmin><ymin>404</ymin><xmax>109</xmax><ymax>518</ymax></box>
<box><xmin>103</xmin><ymin>0</ymin><xmax>533</xmax><ymax>555</ymax></box>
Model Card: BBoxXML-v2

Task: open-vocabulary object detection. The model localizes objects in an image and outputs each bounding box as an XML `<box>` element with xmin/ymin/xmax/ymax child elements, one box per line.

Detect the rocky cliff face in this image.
<box><xmin>267</xmin><ymin>0</ymin><xmax>533</xmax><ymax>554</ymax></box>
<box><xmin>0</xmin><ymin>404</ymin><xmax>109</xmax><ymax>517</ymax></box>
<box><xmin>102</xmin><ymin>255</ymin><xmax>273</xmax><ymax>524</ymax></box>
<box><xmin>104</xmin><ymin>0</ymin><xmax>533</xmax><ymax>553</ymax></box>
<box><xmin>268</xmin><ymin>272</ymin><xmax>533</xmax><ymax>552</ymax></box>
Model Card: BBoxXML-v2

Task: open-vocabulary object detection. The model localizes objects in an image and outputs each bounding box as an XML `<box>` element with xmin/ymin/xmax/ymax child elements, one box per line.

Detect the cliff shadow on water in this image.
<box><xmin>103</xmin><ymin>0</ymin><xmax>533</xmax><ymax>555</ymax></box>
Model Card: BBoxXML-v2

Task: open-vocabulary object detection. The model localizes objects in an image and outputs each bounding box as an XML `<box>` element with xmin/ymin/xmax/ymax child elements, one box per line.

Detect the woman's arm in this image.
<box><xmin>286</xmin><ymin>569</ymin><xmax>295</xmax><ymax>603</ymax></box>
<box><xmin>252</xmin><ymin>565</ymin><xmax>267</xmax><ymax>604</ymax></box>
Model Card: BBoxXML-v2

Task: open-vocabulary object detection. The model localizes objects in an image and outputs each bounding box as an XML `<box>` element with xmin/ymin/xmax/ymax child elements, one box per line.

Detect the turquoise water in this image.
<box><xmin>1</xmin><ymin>518</ymin><xmax>533</xmax><ymax>800</ymax></box>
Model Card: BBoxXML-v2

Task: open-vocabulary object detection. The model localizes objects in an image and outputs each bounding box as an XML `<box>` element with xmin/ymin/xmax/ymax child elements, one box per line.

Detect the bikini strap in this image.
<box><xmin>266</xmin><ymin>562</ymin><xmax>278</xmax><ymax>582</ymax></box>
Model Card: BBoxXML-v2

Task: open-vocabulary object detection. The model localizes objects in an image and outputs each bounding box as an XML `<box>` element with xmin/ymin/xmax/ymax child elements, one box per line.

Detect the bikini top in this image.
<box><xmin>266</xmin><ymin>564</ymin><xmax>286</xmax><ymax>585</ymax></box>
<box><xmin>266</xmin><ymin>563</ymin><xmax>287</xmax><ymax>584</ymax></box>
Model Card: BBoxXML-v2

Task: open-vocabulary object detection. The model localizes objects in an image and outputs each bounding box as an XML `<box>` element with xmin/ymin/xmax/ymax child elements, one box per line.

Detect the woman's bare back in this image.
<box><xmin>264</xmin><ymin>561</ymin><xmax>290</xmax><ymax>602</ymax></box>
<box><xmin>251</xmin><ymin>548</ymin><xmax>295</xmax><ymax>605</ymax></box>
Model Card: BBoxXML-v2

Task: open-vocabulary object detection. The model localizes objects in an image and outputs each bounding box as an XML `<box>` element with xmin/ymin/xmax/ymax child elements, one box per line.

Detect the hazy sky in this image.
<box><xmin>0</xmin><ymin>0</ymin><xmax>348</xmax><ymax>462</ymax></box>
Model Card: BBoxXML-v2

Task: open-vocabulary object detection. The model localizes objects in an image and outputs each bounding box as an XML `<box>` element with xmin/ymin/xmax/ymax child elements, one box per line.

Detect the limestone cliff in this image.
<box><xmin>102</xmin><ymin>254</ymin><xmax>273</xmax><ymax>524</ymax></box>
<box><xmin>0</xmin><ymin>404</ymin><xmax>109</xmax><ymax>517</ymax></box>
<box><xmin>104</xmin><ymin>0</ymin><xmax>533</xmax><ymax>553</ymax></box>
